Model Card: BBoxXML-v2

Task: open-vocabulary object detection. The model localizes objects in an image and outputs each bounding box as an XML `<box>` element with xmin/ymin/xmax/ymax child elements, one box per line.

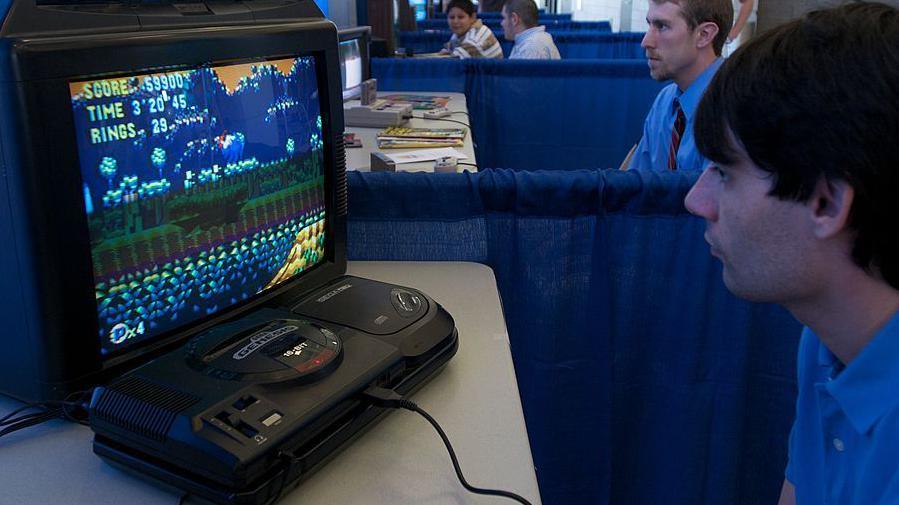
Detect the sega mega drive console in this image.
<box><xmin>89</xmin><ymin>276</ymin><xmax>457</xmax><ymax>505</ymax></box>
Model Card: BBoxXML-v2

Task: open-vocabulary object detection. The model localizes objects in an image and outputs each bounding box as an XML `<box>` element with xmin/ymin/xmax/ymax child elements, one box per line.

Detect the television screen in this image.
<box><xmin>339</xmin><ymin>39</ymin><xmax>363</xmax><ymax>99</ymax></box>
<box><xmin>69</xmin><ymin>56</ymin><xmax>328</xmax><ymax>356</ymax></box>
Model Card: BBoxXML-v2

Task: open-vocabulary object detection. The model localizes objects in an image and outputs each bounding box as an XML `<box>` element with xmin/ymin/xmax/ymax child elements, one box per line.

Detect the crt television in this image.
<box><xmin>337</xmin><ymin>26</ymin><xmax>371</xmax><ymax>100</ymax></box>
<box><xmin>0</xmin><ymin>0</ymin><xmax>348</xmax><ymax>401</ymax></box>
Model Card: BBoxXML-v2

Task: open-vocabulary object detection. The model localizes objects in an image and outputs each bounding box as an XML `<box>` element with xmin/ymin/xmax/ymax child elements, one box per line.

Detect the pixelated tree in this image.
<box><xmin>151</xmin><ymin>148</ymin><xmax>167</xmax><ymax>179</ymax></box>
<box><xmin>99</xmin><ymin>157</ymin><xmax>117</xmax><ymax>189</ymax></box>
<box><xmin>286</xmin><ymin>138</ymin><xmax>295</xmax><ymax>157</ymax></box>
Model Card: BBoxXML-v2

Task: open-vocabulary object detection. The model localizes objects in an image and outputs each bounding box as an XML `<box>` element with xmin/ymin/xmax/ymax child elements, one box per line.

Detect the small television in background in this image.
<box><xmin>338</xmin><ymin>26</ymin><xmax>371</xmax><ymax>100</ymax></box>
<box><xmin>0</xmin><ymin>0</ymin><xmax>348</xmax><ymax>401</ymax></box>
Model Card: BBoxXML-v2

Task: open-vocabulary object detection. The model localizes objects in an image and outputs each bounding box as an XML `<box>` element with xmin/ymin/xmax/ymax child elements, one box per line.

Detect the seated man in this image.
<box><xmin>501</xmin><ymin>0</ymin><xmax>561</xmax><ymax>60</ymax></box>
<box><xmin>623</xmin><ymin>0</ymin><xmax>732</xmax><ymax>171</ymax></box>
<box><xmin>685</xmin><ymin>3</ymin><xmax>899</xmax><ymax>504</ymax></box>
<box><xmin>440</xmin><ymin>0</ymin><xmax>504</xmax><ymax>59</ymax></box>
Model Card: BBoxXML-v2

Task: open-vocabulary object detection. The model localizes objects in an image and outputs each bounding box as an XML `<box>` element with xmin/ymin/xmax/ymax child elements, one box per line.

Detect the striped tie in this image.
<box><xmin>668</xmin><ymin>99</ymin><xmax>686</xmax><ymax>171</ymax></box>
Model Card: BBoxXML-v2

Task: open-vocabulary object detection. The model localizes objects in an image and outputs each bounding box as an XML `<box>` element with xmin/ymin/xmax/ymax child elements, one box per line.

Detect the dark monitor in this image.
<box><xmin>0</xmin><ymin>0</ymin><xmax>348</xmax><ymax>401</ymax></box>
<box><xmin>337</xmin><ymin>26</ymin><xmax>371</xmax><ymax>100</ymax></box>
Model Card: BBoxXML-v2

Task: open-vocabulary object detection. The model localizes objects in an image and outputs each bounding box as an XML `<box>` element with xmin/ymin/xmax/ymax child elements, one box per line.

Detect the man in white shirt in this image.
<box><xmin>723</xmin><ymin>0</ymin><xmax>756</xmax><ymax>56</ymax></box>
<box><xmin>501</xmin><ymin>0</ymin><xmax>562</xmax><ymax>60</ymax></box>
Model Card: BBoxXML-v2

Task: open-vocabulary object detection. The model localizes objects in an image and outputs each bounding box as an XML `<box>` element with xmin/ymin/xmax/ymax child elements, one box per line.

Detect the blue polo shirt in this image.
<box><xmin>786</xmin><ymin>310</ymin><xmax>899</xmax><ymax>505</ymax></box>
<box><xmin>627</xmin><ymin>58</ymin><xmax>722</xmax><ymax>172</ymax></box>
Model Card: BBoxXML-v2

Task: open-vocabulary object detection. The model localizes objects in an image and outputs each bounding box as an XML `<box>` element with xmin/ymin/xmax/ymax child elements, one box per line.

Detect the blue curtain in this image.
<box><xmin>397</xmin><ymin>31</ymin><xmax>645</xmax><ymax>59</ymax></box>
<box><xmin>554</xmin><ymin>32</ymin><xmax>645</xmax><ymax>59</ymax></box>
<box><xmin>429</xmin><ymin>8</ymin><xmax>550</xmax><ymax>18</ymax></box>
<box><xmin>370</xmin><ymin>58</ymin><xmax>662</xmax><ymax>170</ymax></box>
<box><xmin>416</xmin><ymin>19</ymin><xmax>612</xmax><ymax>31</ymax></box>
<box><xmin>372</xmin><ymin>57</ymin><xmax>467</xmax><ymax>92</ymax></box>
<box><xmin>464</xmin><ymin>59</ymin><xmax>662</xmax><ymax>170</ymax></box>
<box><xmin>475</xmin><ymin>11</ymin><xmax>569</xmax><ymax>20</ymax></box>
<box><xmin>397</xmin><ymin>31</ymin><xmax>515</xmax><ymax>56</ymax></box>
<box><xmin>347</xmin><ymin>169</ymin><xmax>801</xmax><ymax>505</ymax></box>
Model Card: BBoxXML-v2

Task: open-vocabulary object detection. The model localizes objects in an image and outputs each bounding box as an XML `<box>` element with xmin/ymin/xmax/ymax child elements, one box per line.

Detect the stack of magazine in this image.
<box><xmin>376</xmin><ymin>126</ymin><xmax>467</xmax><ymax>149</ymax></box>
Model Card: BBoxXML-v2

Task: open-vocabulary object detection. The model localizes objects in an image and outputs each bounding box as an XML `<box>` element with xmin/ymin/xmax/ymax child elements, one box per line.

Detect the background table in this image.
<box><xmin>344</xmin><ymin>92</ymin><xmax>478</xmax><ymax>173</ymax></box>
<box><xmin>0</xmin><ymin>262</ymin><xmax>539</xmax><ymax>505</ymax></box>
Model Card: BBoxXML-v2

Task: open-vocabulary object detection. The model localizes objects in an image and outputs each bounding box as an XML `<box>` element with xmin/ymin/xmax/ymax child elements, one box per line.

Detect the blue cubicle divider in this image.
<box><xmin>555</xmin><ymin>32</ymin><xmax>646</xmax><ymax>58</ymax></box>
<box><xmin>479</xmin><ymin>11</ymin><xmax>571</xmax><ymax>20</ymax></box>
<box><xmin>346</xmin><ymin>168</ymin><xmax>802</xmax><ymax>505</ymax></box>
<box><xmin>371</xmin><ymin>58</ymin><xmax>663</xmax><ymax>171</ymax></box>
<box><xmin>416</xmin><ymin>18</ymin><xmax>612</xmax><ymax>31</ymax></box>
<box><xmin>429</xmin><ymin>7</ymin><xmax>550</xmax><ymax>18</ymax></box>
<box><xmin>372</xmin><ymin>57</ymin><xmax>468</xmax><ymax>92</ymax></box>
<box><xmin>464</xmin><ymin>59</ymin><xmax>662</xmax><ymax>170</ymax></box>
<box><xmin>397</xmin><ymin>31</ymin><xmax>645</xmax><ymax>59</ymax></box>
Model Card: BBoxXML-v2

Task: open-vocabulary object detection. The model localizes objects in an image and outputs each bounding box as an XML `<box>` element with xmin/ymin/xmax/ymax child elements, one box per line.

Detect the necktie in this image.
<box><xmin>668</xmin><ymin>99</ymin><xmax>686</xmax><ymax>171</ymax></box>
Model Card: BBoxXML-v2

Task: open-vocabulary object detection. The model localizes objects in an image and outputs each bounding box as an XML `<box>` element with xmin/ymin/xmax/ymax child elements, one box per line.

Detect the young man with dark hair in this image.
<box><xmin>685</xmin><ymin>3</ymin><xmax>899</xmax><ymax>504</ymax></box>
<box><xmin>623</xmin><ymin>0</ymin><xmax>733</xmax><ymax>171</ymax></box>
<box><xmin>501</xmin><ymin>0</ymin><xmax>561</xmax><ymax>59</ymax></box>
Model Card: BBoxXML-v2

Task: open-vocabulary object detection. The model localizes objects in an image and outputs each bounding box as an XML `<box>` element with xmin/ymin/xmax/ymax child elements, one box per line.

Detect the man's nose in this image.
<box><xmin>641</xmin><ymin>30</ymin><xmax>654</xmax><ymax>49</ymax></box>
<box><xmin>684</xmin><ymin>168</ymin><xmax>718</xmax><ymax>220</ymax></box>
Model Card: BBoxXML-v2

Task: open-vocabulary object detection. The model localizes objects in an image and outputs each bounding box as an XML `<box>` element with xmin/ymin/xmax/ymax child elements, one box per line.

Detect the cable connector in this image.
<box><xmin>362</xmin><ymin>386</ymin><xmax>416</xmax><ymax>410</ymax></box>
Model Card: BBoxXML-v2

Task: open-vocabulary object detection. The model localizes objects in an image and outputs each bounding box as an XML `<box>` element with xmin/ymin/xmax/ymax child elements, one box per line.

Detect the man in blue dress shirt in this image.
<box><xmin>501</xmin><ymin>0</ymin><xmax>561</xmax><ymax>60</ymax></box>
<box><xmin>624</xmin><ymin>0</ymin><xmax>733</xmax><ymax>171</ymax></box>
<box><xmin>685</xmin><ymin>3</ymin><xmax>899</xmax><ymax>504</ymax></box>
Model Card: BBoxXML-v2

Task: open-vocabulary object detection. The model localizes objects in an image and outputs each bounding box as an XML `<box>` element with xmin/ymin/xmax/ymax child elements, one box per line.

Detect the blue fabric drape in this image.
<box><xmin>370</xmin><ymin>58</ymin><xmax>662</xmax><ymax>170</ymax></box>
<box><xmin>397</xmin><ymin>30</ymin><xmax>515</xmax><ymax>56</ymax></box>
<box><xmin>416</xmin><ymin>19</ymin><xmax>612</xmax><ymax>32</ymax></box>
<box><xmin>397</xmin><ymin>31</ymin><xmax>645</xmax><ymax>59</ymax></box>
<box><xmin>460</xmin><ymin>11</ymin><xmax>567</xmax><ymax>20</ymax></box>
<box><xmin>554</xmin><ymin>32</ymin><xmax>645</xmax><ymax>59</ymax></box>
<box><xmin>371</xmin><ymin>57</ymin><xmax>467</xmax><ymax>92</ymax></box>
<box><xmin>464</xmin><ymin>59</ymin><xmax>662</xmax><ymax>170</ymax></box>
<box><xmin>346</xmin><ymin>169</ymin><xmax>801</xmax><ymax>505</ymax></box>
<box><xmin>429</xmin><ymin>8</ymin><xmax>550</xmax><ymax>19</ymax></box>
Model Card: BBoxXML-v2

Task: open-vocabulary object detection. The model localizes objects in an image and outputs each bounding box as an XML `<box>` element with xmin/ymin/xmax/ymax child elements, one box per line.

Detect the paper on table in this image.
<box><xmin>380</xmin><ymin>147</ymin><xmax>469</xmax><ymax>164</ymax></box>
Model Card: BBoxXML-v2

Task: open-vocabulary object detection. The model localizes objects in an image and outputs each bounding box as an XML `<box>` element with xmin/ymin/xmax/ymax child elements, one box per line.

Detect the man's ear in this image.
<box><xmin>694</xmin><ymin>21</ymin><xmax>720</xmax><ymax>50</ymax></box>
<box><xmin>512</xmin><ymin>12</ymin><xmax>521</xmax><ymax>26</ymax></box>
<box><xmin>809</xmin><ymin>177</ymin><xmax>854</xmax><ymax>239</ymax></box>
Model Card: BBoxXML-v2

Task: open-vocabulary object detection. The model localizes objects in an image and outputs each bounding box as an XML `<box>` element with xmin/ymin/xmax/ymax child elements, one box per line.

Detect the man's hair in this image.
<box><xmin>447</xmin><ymin>0</ymin><xmax>476</xmax><ymax>16</ymax></box>
<box><xmin>650</xmin><ymin>0</ymin><xmax>733</xmax><ymax>55</ymax></box>
<box><xmin>694</xmin><ymin>2</ymin><xmax>899</xmax><ymax>289</ymax></box>
<box><xmin>503</xmin><ymin>0</ymin><xmax>539</xmax><ymax>27</ymax></box>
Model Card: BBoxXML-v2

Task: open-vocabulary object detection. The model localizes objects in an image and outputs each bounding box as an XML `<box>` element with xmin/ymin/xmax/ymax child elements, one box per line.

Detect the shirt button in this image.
<box><xmin>833</xmin><ymin>438</ymin><xmax>845</xmax><ymax>452</ymax></box>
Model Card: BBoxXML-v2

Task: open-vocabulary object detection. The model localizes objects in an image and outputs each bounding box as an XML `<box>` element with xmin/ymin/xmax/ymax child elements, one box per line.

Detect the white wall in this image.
<box><xmin>564</xmin><ymin>0</ymin><xmax>648</xmax><ymax>32</ymax></box>
<box><xmin>328</xmin><ymin>0</ymin><xmax>357</xmax><ymax>28</ymax></box>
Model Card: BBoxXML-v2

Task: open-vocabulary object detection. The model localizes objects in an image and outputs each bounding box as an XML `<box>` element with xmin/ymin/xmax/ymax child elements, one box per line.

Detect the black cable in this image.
<box><xmin>363</xmin><ymin>387</ymin><xmax>534</xmax><ymax>505</ymax></box>
<box><xmin>413</xmin><ymin>116</ymin><xmax>471</xmax><ymax>128</ymax></box>
<box><xmin>0</xmin><ymin>390</ymin><xmax>92</xmax><ymax>438</ymax></box>
<box><xmin>457</xmin><ymin>162</ymin><xmax>479</xmax><ymax>170</ymax></box>
<box><xmin>451</xmin><ymin>111</ymin><xmax>469</xmax><ymax>117</ymax></box>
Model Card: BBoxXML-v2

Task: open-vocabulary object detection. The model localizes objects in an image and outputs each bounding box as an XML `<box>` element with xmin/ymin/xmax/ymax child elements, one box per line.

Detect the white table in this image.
<box><xmin>0</xmin><ymin>262</ymin><xmax>539</xmax><ymax>505</ymax></box>
<box><xmin>344</xmin><ymin>92</ymin><xmax>478</xmax><ymax>173</ymax></box>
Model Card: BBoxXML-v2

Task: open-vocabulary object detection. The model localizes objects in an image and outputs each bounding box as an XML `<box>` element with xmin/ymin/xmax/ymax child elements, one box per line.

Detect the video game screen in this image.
<box><xmin>338</xmin><ymin>39</ymin><xmax>362</xmax><ymax>99</ymax></box>
<box><xmin>69</xmin><ymin>56</ymin><xmax>328</xmax><ymax>355</ymax></box>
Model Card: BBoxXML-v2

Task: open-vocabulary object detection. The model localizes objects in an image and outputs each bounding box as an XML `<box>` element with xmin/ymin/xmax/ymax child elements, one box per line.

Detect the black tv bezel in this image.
<box><xmin>10</xmin><ymin>21</ymin><xmax>347</xmax><ymax>388</ymax></box>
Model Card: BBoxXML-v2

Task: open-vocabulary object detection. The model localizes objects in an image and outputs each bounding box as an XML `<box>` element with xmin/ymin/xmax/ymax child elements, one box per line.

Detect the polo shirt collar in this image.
<box><xmin>515</xmin><ymin>26</ymin><xmax>545</xmax><ymax>42</ymax></box>
<box><xmin>676</xmin><ymin>58</ymin><xmax>723</xmax><ymax>122</ymax></box>
<box><xmin>821</xmin><ymin>309</ymin><xmax>899</xmax><ymax>434</ymax></box>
